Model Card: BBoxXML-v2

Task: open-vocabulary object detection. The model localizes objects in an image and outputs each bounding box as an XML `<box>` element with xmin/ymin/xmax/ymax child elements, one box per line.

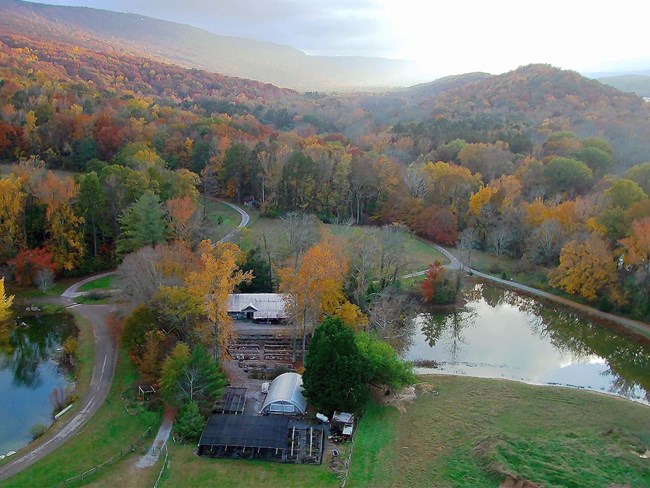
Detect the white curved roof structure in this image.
<box><xmin>259</xmin><ymin>372</ymin><xmax>307</xmax><ymax>415</ymax></box>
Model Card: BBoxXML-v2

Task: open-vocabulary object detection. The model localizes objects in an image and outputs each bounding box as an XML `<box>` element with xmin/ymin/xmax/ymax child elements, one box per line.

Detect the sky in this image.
<box><xmin>26</xmin><ymin>0</ymin><xmax>650</xmax><ymax>79</ymax></box>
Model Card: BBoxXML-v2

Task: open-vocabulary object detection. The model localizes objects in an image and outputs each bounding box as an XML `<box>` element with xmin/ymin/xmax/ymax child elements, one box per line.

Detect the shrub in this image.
<box><xmin>30</xmin><ymin>423</ymin><xmax>48</xmax><ymax>440</ymax></box>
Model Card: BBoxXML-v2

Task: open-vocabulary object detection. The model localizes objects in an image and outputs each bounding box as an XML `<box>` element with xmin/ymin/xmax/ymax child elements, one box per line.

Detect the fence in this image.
<box><xmin>56</xmin><ymin>426</ymin><xmax>152</xmax><ymax>486</ymax></box>
<box><xmin>153</xmin><ymin>443</ymin><xmax>170</xmax><ymax>488</ymax></box>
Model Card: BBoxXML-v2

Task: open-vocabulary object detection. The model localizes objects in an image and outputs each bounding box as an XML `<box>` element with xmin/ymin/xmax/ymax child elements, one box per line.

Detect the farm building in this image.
<box><xmin>260</xmin><ymin>372</ymin><xmax>307</xmax><ymax>415</ymax></box>
<box><xmin>197</xmin><ymin>415</ymin><xmax>325</xmax><ymax>464</ymax></box>
<box><xmin>227</xmin><ymin>293</ymin><xmax>288</xmax><ymax>322</ymax></box>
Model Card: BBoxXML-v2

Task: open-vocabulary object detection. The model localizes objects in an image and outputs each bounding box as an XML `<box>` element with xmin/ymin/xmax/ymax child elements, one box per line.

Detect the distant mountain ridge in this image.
<box><xmin>0</xmin><ymin>0</ymin><xmax>419</xmax><ymax>91</ymax></box>
<box><xmin>596</xmin><ymin>75</ymin><xmax>650</xmax><ymax>97</ymax></box>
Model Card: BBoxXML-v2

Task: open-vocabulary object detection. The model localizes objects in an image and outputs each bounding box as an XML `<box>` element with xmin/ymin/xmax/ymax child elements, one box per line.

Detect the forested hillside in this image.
<box><xmin>0</xmin><ymin>0</ymin><xmax>415</xmax><ymax>90</ymax></box>
<box><xmin>1</xmin><ymin>31</ymin><xmax>649</xmax><ymax>320</ymax></box>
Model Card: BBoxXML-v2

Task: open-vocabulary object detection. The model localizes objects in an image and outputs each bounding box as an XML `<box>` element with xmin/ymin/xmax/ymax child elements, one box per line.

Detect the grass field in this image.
<box><xmin>3</xmin><ymin>349</ymin><xmax>161</xmax><ymax>487</ymax></box>
<box><xmin>247</xmin><ymin>216</ymin><xmax>447</xmax><ymax>273</ymax></box>
<box><xmin>347</xmin><ymin>376</ymin><xmax>650</xmax><ymax>488</ymax></box>
<box><xmin>160</xmin><ymin>442</ymin><xmax>339</xmax><ymax>488</ymax></box>
<box><xmin>78</xmin><ymin>275</ymin><xmax>114</xmax><ymax>292</ymax></box>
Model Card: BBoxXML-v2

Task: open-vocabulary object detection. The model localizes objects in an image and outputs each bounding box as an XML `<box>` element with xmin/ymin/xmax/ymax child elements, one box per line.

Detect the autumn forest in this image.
<box><xmin>0</xmin><ymin>31</ymin><xmax>649</xmax><ymax>325</ymax></box>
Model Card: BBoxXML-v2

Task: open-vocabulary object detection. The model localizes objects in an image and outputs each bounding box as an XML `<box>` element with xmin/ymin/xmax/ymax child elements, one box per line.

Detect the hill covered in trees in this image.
<box><xmin>0</xmin><ymin>0</ymin><xmax>416</xmax><ymax>91</ymax></box>
<box><xmin>0</xmin><ymin>27</ymin><xmax>649</xmax><ymax>321</ymax></box>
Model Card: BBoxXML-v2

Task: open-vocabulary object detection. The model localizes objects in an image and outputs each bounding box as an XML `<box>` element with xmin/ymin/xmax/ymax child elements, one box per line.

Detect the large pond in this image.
<box><xmin>0</xmin><ymin>313</ymin><xmax>78</xmax><ymax>456</ymax></box>
<box><xmin>404</xmin><ymin>284</ymin><xmax>650</xmax><ymax>404</ymax></box>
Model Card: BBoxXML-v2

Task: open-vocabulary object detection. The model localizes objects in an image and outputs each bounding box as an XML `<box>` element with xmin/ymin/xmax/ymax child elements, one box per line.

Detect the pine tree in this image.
<box><xmin>302</xmin><ymin>317</ymin><xmax>368</xmax><ymax>415</ymax></box>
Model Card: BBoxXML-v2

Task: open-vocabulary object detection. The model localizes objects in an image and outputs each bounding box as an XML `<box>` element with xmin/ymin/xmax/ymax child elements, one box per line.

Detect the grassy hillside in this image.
<box><xmin>348</xmin><ymin>376</ymin><xmax>650</xmax><ymax>488</ymax></box>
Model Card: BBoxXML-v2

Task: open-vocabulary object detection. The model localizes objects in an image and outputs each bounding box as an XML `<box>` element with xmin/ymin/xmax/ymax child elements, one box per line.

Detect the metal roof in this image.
<box><xmin>260</xmin><ymin>373</ymin><xmax>307</xmax><ymax>415</ymax></box>
<box><xmin>198</xmin><ymin>415</ymin><xmax>290</xmax><ymax>449</ymax></box>
<box><xmin>228</xmin><ymin>293</ymin><xmax>288</xmax><ymax>320</ymax></box>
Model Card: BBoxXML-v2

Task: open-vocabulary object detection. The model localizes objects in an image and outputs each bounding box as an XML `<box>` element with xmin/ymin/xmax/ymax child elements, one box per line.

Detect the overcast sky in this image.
<box><xmin>26</xmin><ymin>0</ymin><xmax>650</xmax><ymax>78</ymax></box>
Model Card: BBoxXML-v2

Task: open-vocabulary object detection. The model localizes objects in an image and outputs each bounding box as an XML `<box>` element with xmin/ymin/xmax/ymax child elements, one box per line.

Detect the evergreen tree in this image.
<box><xmin>116</xmin><ymin>192</ymin><xmax>166</xmax><ymax>256</ymax></box>
<box><xmin>302</xmin><ymin>317</ymin><xmax>368</xmax><ymax>414</ymax></box>
<box><xmin>175</xmin><ymin>400</ymin><xmax>205</xmax><ymax>443</ymax></box>
<box><xmin>160</xmin><ymin>343</ymin><xmax>227</xmax><ymax>412</ymax></box>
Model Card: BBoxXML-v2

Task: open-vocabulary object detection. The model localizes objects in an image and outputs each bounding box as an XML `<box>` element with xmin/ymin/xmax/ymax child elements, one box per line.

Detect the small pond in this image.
<box><xmin>0</xmin><ymin>312</ymin><xmax>78</xmax><ymax>456</ymax></box>
<box><xmin>404</xmin><ymin>284</ymin><xmax>650</xmax><ymax>404</ymax></box>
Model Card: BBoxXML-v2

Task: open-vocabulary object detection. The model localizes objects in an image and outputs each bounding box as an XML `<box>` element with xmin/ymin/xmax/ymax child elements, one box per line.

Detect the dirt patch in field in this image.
<box><xmin>370</xmin><ymin>385</ymin><xmax>417</xmax><ymax>413</ymax></box>
<box><xmin>499</xmin><ymin>475</ymin><xmax>543</xmax><ymax>488</ymax></box>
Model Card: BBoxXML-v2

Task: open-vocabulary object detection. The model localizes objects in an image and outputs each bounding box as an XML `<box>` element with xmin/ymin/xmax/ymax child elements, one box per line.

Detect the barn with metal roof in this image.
<box><xmin>227</xmin><ymin>293</ymin><xmax>288</xmax><ymax>322</ymax></box>
<box><xmin>259</xmin><ymin>372</ymin><xmax>307</xmax><ymax>415</ymax></box>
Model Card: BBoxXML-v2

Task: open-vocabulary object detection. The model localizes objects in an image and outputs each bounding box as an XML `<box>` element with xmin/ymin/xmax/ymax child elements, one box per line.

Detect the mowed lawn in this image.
<box><xmin>203</xmin><ymin>198</ymin><xmax>241</xmax><ymax>241</ymax></box>
<box><xmin>160</xmin><ymin>443</ymin><xmax>339</xmax><ymax>488</ymax></box>
<box><xmin>78</xmin><ymin>275</ymin><xmax>114</xmax><ymax>292</ymax></box>
<box><xmin>348</xmin><ymin>376</ymin><xmax>650</xmax><ymax>488</ymax></box>
<box><xmin>248</xmin><ymin>216</ymin><xmax>448</xmax><ymax>273</ymax></box>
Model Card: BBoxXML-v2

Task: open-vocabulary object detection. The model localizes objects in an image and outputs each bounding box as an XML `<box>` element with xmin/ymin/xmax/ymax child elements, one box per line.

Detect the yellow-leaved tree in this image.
<box><xmin>184</xmin><ymin>240</ymin><xmax>252</xmax><ymax>361</ymax></box>
<box><xmin>0</xmin><ymin>277</ymin><xmax>14</xmax><ymax>322</ymax></box>
<box><xmin>0</xmin><ymin>175</ymin><xmax>27</xmax><ymax>262</ymax></box>
<box><xmin>549</xmin><ymin>234</ymin><xmax>626</xmax><ymax>306</ymax></box>
<box><xmin>33</xmin><ymin>171</ymin><xmax>85</xmax><ymax>271</ymax></box>
<box><xmin>278</xmin><ymin>232</ymin><xmax>367</xmax><ymax>362</ymax></box>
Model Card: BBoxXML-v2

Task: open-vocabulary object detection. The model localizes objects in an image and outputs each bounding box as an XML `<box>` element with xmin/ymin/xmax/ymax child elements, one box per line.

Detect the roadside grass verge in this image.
<box><xmin>78</xmin><ymin>276</ymin><xmax>114</xmax><ymax>292</ymax></box>
<box><xmin>13</xmin><ymin>281</ymin><xmax>70</xmax><ymax>299</ymax></box>
<box><xmin>3</xmin><ymin>349</ymin><xmax>161</xmax><ymax>488</ymax></box>
<box><xmin>203</xmin><ymin>198</ymin><xmax>240</xmax><ymax>241</ymax></box>
<box><xmin>75</xmin><ymin>292</ymin><xmax>113</xmax><ymax>304</ymax></box>
<box><xmin>160</xmin><ymin>442</ymin><xmax>338</xmax><ymax>488</ymax></box>
<box><xmin>347</xmin><ymin>376</ymin><xmax>650</xmax><ymax>488</ymax></box>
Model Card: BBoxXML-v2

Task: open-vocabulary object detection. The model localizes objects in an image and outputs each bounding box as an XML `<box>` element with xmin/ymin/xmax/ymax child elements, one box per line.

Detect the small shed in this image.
<box><xmin>259</xmin><ymin>372</ymin><xmax>307</xmax><ymax>415</ymax></box>
<box><xmin>332</xmin><ymin>411</ymin><xmax>355</xmax><ymax>438</ymax></box>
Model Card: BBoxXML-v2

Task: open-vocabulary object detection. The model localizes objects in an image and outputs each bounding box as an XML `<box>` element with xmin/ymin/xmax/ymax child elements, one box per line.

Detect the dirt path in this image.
<box><xmin>135</xmin><ymin>407</ymin><xmax>176</xmax><ymax>469</ymax></box>
<box><xmin>0</xmin><ymin>294</ymin><xmax>117</xmax><ymax>481</ymax></box>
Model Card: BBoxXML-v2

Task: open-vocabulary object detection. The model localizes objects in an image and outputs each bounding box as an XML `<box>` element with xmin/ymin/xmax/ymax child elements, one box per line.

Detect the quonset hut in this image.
<box><xmin>259</xmin><ymin>372</ymin><xmax>307</xmax><ymax>415</ymax></box>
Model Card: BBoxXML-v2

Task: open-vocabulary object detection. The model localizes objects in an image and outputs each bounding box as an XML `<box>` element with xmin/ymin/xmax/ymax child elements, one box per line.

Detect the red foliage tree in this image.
<box><xmin>9</xmin><ymin>247</ymin><xmax>56</xmax><ymax>286</ymax></box>
<box><xmin>420</xmin><ymin>261</ymin><xmax>445</xmax><ymax>303</ymax></box>
<box><xmin>414</xmin><ymin>205</ymin><xmax>459</xmax><ymax>245</ymax></box>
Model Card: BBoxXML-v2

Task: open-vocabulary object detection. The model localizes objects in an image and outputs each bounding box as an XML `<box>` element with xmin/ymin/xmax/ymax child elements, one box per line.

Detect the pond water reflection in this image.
<box><xmin>404</xmin><ymin>284</ymin><xmax>650</xmax><ymax>404</ymax></box>
<box><xmin>0</xmin><ymin>313</ymin><xmax>77</xmax><ymax>455</ymax></box>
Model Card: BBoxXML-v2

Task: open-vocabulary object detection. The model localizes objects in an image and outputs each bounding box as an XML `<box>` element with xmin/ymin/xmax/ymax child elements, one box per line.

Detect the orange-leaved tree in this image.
<box><xmin>184</xmin><ymin>240</ymin><xmax>252</xmax><ymax>361</ymax></box>
<box><xmin>619</xmin><ymin>217</ymin><xmax>650</xmax><ymax>271</ymax></box>
<box><xmin>421</xmin><ymin>261</ymin><xmax>445</xmax><ymax>303</ymax></box>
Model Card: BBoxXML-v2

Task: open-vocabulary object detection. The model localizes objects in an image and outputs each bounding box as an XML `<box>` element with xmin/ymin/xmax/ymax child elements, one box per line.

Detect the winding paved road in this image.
<box><xmin>0</xmin><ymin>201</ymin><xmax>252</xmax><ymax>482</ymax></box>
<box><xmin>0</xmin><ymin>276</ymin><xmax>117</xmax><ymax>481</ymax></box>
<box><xmin>219</xmin><ymin>199</ymin><xmax>250</xmax><ymax>243</ymax></box>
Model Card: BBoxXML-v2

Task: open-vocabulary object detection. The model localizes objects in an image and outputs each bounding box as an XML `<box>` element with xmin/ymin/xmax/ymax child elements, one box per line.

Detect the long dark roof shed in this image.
<box><xmin>198</xmin><ymin>415</ymin><xmax>290</xmax><ymax>450</ymax></box>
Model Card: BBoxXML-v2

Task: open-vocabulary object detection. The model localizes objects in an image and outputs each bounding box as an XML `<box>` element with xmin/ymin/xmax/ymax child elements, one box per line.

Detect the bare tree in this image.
<box><xmin>488</xmin><ymin>224</ymin><xmax>514</xmax><ymax>261</ymax></box>
<box><xmin>376</xmin><ymin>225</ymin><xmax>409</xmax><ymax>289</ymax></box>
<box><xmin>457</xmin><ymin>227</ymin><xmax>478</xmax><ymax>270</ymax></box>
<box><xmin>117</xmin><ymin>246</ymin><xmax>163</xmax><ymax>304</ymax></box>
<box><xmin>35</xmin><ymin>268</ymin><xmax>55</xmax><ymax>293</ymax></box>
<box><xmin>348</xmin><ymin>231</ymin><xmax>380</xmax><ymax>309</ymax></box>
<box><xmin>368</xmin><ymin>289</ymin><xmax>416</xmax><ymax>354</ymax></box>
<box><xmin>526</xmin><ymin>218</ymin><xmax>563</xmax><ymax>265</ymax></box>
<box><xmin>280</xmin><ymin>211</ymin><xmax>320</xmax><ymax>267</ymax></box>
<box><xmin>402</xmin><ymin>161</ymin><xmax>428</xmax><ymax>199</ymax></box>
